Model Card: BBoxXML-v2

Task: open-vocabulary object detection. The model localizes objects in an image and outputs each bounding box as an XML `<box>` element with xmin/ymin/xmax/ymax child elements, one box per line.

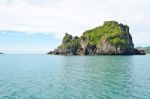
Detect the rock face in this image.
<box><xmin>48</xmin><ymin>21</ymin><xmax>145</xmax><ymax>55</ymax></box>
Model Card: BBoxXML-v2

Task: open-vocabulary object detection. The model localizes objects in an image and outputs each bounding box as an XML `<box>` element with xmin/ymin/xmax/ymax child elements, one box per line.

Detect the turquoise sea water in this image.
<box><xmin>0</xmin><ymin>54</ymin><xmax>150</xmax><ymax>99</ymax></box>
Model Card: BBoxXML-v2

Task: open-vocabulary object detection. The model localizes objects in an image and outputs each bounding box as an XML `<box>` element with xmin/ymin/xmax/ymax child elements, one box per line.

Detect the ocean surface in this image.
<box><xmin>0</xmin><ymin>54</ymin><xmax>150</xmax><ymax>99</ymax></box>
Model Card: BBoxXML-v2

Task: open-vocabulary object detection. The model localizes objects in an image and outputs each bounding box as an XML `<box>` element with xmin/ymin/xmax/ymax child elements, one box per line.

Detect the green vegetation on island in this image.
<box><xmin>81</xmin><ymin>21</ymin><xmax>127</xmax><ymax>47</ymax></box>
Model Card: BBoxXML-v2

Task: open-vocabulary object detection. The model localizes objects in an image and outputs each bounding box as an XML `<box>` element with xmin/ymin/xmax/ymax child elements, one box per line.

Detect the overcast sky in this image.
<box><xmin>0</xmin><ymin>0</ymin><xmax>150</xmax><ymax>54</ymax></box>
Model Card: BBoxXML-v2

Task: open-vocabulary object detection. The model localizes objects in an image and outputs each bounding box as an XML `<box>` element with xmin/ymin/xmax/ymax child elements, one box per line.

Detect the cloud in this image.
<box><xmin>0</xmin><ymin>0</ymin><xmax>149</xmax><ymax>45</ymax></box>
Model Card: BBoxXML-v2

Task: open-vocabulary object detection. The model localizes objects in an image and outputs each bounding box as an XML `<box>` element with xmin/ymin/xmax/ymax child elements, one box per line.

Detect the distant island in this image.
<box><xmin>0</xmin><ymin>53</ymin><xmax>4</xmax><ymax>54</ymax></box>
<box><xmin>48</xmin><ymin>21</ymin><xmax>145</xmax><ymax>55</ymax></box>
<box><xmin>137</xmin><ymin>46</ymin><xmax>150</xmax><ymax>54</ymax></box>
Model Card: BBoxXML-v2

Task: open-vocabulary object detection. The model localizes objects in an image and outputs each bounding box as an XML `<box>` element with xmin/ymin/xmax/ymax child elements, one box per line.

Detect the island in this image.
<box><xmin>48</xmin><ymin>21</ymin><xmax>145</xmax><ymax>55</ymax></box>
<box><xmin>0</xmin><ymin>53</ymin><xmax>4</xmax><ymax>54</ymax></box>
<box><xmin>137</xmin><ymin>46</ymin><xmax>150</xmax><ymax>54</ymax></box>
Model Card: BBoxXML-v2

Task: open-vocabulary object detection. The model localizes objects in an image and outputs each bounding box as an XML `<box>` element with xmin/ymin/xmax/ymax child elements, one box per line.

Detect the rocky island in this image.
<box><xmin>137</xmin><ymin>46</ymin><xmax>150</xmax><ymax>54</ymax></box>
<box><xmin>48</xmin><ymin>21</ymin><xmax>145</xmax><ymax>55</ymax></box>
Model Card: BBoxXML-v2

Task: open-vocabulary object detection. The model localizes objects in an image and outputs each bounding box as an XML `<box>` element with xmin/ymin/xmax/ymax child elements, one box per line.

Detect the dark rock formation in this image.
<box><xmin>48</xmin><ymin>21</ymin><xmax>145</xmax><ymax>55</ymax></box>
<box><xmin>137</xmin><ymin>46</ymin><xmax>150</xmax><ymax>54</ymax></box>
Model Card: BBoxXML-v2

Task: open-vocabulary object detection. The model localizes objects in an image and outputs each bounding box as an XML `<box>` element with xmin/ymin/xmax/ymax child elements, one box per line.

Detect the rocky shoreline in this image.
<box><xmin>48</xmin><ymin>21</ymin><xmax>145</xmax><ymax>55</ymax></box>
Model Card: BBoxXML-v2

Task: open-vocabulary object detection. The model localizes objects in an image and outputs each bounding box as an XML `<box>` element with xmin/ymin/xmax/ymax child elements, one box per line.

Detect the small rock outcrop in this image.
<box><xmin>137</xmin><ymin>46</ymin><xmax>150</xmax><ymax>54</ymax></box>
<box><xmin>48</xmin><ymin>21</ymin><xmax>145</xmax><ymax>55</ymax></box>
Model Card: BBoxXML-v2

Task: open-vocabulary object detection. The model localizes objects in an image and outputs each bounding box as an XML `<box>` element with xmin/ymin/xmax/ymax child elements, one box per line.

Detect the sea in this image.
<box><xmin>0</xmin><ymin>54</ymin><xmax>150</xmax><ymax>99</ymax></box>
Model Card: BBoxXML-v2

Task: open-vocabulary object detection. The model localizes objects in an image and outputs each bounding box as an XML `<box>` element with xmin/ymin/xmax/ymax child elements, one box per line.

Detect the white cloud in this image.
<box><xmin>0</xmin><ymin>0</ymin><xmax>150</xmax><ymax>45</ymax></box>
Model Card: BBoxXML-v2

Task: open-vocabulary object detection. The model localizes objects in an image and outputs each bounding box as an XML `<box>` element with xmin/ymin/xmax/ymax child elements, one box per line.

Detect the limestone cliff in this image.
<box><xmin>48</xmin><ymin>21</ymin><xmax>145</xmax><ymax>55</ymax></box>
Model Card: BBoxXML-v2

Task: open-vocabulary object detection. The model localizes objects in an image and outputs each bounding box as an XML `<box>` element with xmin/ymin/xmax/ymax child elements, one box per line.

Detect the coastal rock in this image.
<box><xmin>48</xmin><ymin>21</ymin><xmax>145</xmax><ymax>55</ymax></box>
<box><xmin>136</xmin><ymin>46</ymin><xmax>150</xmax><ymax>54</ymax></box>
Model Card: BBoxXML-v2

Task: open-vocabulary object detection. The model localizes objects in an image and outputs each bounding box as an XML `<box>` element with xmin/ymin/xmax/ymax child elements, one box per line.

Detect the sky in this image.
<box><xmin>0</xmin><ymin>0</ymin><xmax>150</xmax><ymax>54</ymax></box>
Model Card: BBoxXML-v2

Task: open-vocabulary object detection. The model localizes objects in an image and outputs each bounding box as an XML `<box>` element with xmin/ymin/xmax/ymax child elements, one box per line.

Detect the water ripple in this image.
<box><xmin>0</xmin><ymin>55</ymin><xmax>150</xmax><ymax>99</ymax></box>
